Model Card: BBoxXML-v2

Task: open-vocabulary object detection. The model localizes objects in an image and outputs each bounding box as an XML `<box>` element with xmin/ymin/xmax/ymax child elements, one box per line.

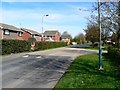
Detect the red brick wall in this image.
<box><xmin>22</xmin><ymin>31</ymin><xmax>31</xmax><ymax>41</ymax></box>
<box><xmin>54</xmin><ymin>32</ymin><xmax>60</xmax><ymax>42</ymax></box>
<box><xmin>17</xmin><ymin>33</ymin><xmax>24</xmax><ymax>40</ymax></box>
<box><xmin>17</xmin><ymin>35</ymin><xmax>24</xmax><ymax>40</ymax></box>
<box><xmin>35</xmin><ymin>36</ymin><xmax>42</xmax><ymax>42</ymax></box>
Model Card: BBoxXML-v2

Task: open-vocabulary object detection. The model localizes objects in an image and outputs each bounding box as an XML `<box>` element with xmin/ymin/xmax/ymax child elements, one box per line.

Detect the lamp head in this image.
<box><xmin>46</xmin><ymin>14</ymin><xmax>49</xmax><ymax>16</ymax></box>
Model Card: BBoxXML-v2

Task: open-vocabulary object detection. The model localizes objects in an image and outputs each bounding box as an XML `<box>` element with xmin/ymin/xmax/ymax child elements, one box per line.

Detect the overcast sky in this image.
<box><xmin>1</xmin><ymin>2</ymin><xmax>95</xmax><ymax>37</ymax></box>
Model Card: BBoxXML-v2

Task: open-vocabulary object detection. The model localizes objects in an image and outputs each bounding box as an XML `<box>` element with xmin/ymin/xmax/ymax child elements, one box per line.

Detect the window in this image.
<box><xmin>4</xmin><ymin>29</ymin><xmax>10</xmax><ymax>35</ymax></box>
<box><xmin>18</xmin><ymin>32</ymin><xmax>23</xmax><ymax>37</ymax></box>
<box><xmin>32</xmin><ymin>34</ymin><xmax>35</xmax><ymax>38</ymax></box>
<box><xmin>66</xmin><ymin>38</ymin><xmax>68</xmax><ymax>40</ymax></box>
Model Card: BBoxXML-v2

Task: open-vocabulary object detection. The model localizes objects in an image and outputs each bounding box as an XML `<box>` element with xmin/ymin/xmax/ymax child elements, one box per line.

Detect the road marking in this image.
<box><xmin>36</xmin><ymin>56</ymin><xmax>41</xmax><ymax>58</ymax></box>
<box><xmin>22</xmin><ymin>55</ymin><xmax>29</xmax><ymax>57</ymax></box>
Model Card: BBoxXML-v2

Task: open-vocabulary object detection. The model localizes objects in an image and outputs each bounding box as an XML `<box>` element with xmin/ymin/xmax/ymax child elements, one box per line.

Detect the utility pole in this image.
<box><xmin>98</xmin><ymin>0</ymin><xmax>103</xmax><ymax>70</ymax></box>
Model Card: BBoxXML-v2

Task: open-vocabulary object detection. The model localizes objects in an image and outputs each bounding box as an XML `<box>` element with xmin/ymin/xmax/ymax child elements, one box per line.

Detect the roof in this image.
<box><xmin>61</xmin><ymin>34</ymin><xmax>71</xmax><ymax>39</ymax></box>
<box><xmin>0</xmin><ymin>23</ymin><xmax>22</xmax><ymax>32</ymax></box>
<box><xmin>21</xmin><ymin>28</ymin><xmax>41</xmax><ymax>35</ymax></box>
<box><xmin>43</xmin><ymin>31</ymin><xmax>59</xmax><ymax>36</ymax></box>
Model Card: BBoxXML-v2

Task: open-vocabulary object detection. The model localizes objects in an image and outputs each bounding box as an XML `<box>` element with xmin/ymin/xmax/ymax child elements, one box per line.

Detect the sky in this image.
<box><xmin>1</xmin><ymin>2</ymin><xmax>95</xmax><ymax>37</ymax></box>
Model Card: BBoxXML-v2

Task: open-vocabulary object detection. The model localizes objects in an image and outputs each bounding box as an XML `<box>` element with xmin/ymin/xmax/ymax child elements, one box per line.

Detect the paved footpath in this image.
<box><xmin>1</xmin><ymin>47</ymin><xmax>106</xmax><ymax>88</ymax></box>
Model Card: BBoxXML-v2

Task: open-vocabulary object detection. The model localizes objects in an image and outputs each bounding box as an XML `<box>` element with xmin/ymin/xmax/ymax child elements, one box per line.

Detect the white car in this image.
<box><xmin>72</xmin><ymin>42</ymin><xmax>77</xmax><ymax>45</ymax></box>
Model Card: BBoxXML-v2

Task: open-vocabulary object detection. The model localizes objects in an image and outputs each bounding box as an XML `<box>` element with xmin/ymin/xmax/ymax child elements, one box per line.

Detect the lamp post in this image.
<box><xmin>98</xmin><ymin>0</ymin><xmax>103</xmax><ymax>70</ymax></box>
<box><xmin>41</xmin><ymin>14</ymin><xmax>49</xmax><ymax>41</ymax></box>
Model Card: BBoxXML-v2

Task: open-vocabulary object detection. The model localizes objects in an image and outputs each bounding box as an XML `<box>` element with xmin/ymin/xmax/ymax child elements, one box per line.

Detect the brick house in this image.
<box><xmin>21</xmin><ymin>28</ymin><xmax>42</xmax><ymax>42</ymax></box>
<box><xmin>43</xmin><ymin>30</ymin><xmax>60</xmax><ymax>42</ymax></box>
<box><xmin>61</xmin><ymin>34</ymin><xmax>71</xmax><ymax>45</ymax></box>
<box><xmin>0</xmin><ymin>23</ymin><xmax>23</xmax><ymax>40</ymax></box>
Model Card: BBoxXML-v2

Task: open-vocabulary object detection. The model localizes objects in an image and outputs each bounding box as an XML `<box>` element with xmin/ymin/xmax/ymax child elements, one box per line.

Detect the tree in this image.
<box><xmin>61</xmin><ymin>31</ymin><xmax>72</xmax><ymax>40</ymax></box>
<box><xmin>84</xmin><ymin>24</ymin><xmax>99</xmax><ymax>45</ymax></box>
<box><xmin>111</xmin><ymin>33</ymin><xmax>116</xmax><ymax>43</ymax></box>
<box><xmin>74</xmin><ymin>33</ymin><xmax>86</xmax><ymax>44</ymax></box>
<box><xmin>62</xmin><ymin>31</ymin><xmax>72</xmax><ymax>38</ymax></box>
<box><xmin>61</xmin><ymin>31</ymin><xmax>72</xmax><ymax>45</ymax></box>
<box><xmin>28</xmin><ymin>37</ymin><xmax>36</xmax><ymax>44</ymax></box>
<box><xmin>90</xmin><ymin>2</ymin><xmax>120</xmax><ymax>47</ymax></box>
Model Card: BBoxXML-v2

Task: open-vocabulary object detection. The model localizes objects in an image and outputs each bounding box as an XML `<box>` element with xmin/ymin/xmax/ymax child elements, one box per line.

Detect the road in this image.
<box><xmin>2</xmin><ymin>46</ymin><xmax>101</xmax><ymax>88</ymax></box>
<box><xmin>69</xmin><ymin>43</ymin><xmax>91</xmax><ymax>48</ymax></box>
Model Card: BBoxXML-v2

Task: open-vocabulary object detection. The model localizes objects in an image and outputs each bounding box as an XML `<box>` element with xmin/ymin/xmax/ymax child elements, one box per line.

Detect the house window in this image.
<box><xmin>18</xmin><ymin>32</ymin><xmax>23</xmax><ymax>37</ymax></box>
<box><xmin>32</xmin><ymin>34</ymin><xmax>35</xmax><ymax>38</ymax></box>
<box><xmin>4</xmin><ymin>29</ymin><xmax>10</xmax><ymax>35</ymax></box>
<box><xmin>44</xmin><ymin>36</ymin><xmax>47</xmax><ymax>38</ymax></box>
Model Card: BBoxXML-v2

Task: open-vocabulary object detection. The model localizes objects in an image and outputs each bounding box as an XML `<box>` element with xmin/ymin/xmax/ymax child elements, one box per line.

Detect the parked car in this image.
<box><xmin>72</xmin><ymin>42</ymin><xmax>77</xmax><ymax>45</ymax></box>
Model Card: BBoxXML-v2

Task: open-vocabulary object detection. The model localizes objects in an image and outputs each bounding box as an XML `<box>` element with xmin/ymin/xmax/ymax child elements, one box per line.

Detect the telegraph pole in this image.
<box><xmin>98</xmin><ymin>0</ymin><xmax>103</xmax><ymax>70</ymax></box>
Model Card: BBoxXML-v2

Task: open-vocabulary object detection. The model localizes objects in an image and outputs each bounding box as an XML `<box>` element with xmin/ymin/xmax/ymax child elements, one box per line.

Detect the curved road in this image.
<box><xmin>2</xmin><ymin>46</ymin><xmax>101</xmax><ymax>88</ymax></box>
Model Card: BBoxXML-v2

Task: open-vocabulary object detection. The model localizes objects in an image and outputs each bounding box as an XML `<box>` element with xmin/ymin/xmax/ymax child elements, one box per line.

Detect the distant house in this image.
<box><xmin>0</xmin><ymin>23</ymin><xmax>23</xmax><ymax>40</ymax></box>
<box><xmin>43</xmin><ymin>30</ymin><xmax>60</xmax><ymax>42</ymax></box>
<box><xmin>61</xmin><ymin>34</ymin><xmax>71</xmax><ymax>45</ymax></box>
<box><xmin>21</xmin><ymin>28</ymin><xmax>42</xmax><ymax>42</ymax></box>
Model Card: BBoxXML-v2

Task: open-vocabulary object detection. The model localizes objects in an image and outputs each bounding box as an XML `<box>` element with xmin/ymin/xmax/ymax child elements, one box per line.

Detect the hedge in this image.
<box><xmin>35</xmin><ymin>42</ymin><xmax>67</xmax><ymax>51</ymax></box>
<box><xmin>2</xmin><ymin>40</ymin><xmax>31</xmax><ymax>55</ymax></box>
<box><xmin>1</xmin><ymin>40</ymin><xmax>67</xmax><ymax>55</ymax></box>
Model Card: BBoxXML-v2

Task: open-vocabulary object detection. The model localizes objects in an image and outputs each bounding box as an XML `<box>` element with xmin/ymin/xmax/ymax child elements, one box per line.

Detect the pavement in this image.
<box><xmin>1</xmin><ymin>45</ymin><xmax>106</xmax><ymax>88</ymax></box>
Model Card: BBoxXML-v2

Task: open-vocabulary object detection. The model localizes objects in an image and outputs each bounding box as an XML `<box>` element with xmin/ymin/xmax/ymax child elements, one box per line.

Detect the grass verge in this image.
<box><xmin>54</xmin><ymin>54</ymin><xmax>120</xmax><ymax>89</ymax></box>
<box><xmin>85</xmin><ymin>45</ymin><xmax>108</xmax><ymax>51</ymax></box>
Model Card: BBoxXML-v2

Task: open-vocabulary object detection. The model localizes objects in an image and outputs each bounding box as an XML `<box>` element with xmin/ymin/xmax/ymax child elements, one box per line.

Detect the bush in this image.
<box><xmin>108</xmin><ymin>46</ymin><xmax>120</xmax><ymax>59</ymax></box>
<box><xmin>2</xmin><ymin>40</ymin><xmax>31</xmax><ymax>55</ymax></box>
<box><xmin>35</xmin><ymin>42</ymin><xmax>67</xmax><ymax>51</ymax></box>
<box><xmin>93</xmin><ymin>42</ymin><xmax>99</xmax><ymax>48</ymax></box>
<box><xmin>1</xmin><ymin>40</ymin><xmax>67</xmax><ymax>55</ymax></box>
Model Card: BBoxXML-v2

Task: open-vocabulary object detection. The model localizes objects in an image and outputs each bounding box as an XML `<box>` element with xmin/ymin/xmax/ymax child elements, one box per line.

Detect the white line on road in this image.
<box><xmin>36</xmin><ymin>56</ymin><xmax>42</xmax><ymax>58</ymax></box>
<box><xmin>22</xmin><ymin>55</ymin><xmax>29</xmax><ymax>58</ymax></box>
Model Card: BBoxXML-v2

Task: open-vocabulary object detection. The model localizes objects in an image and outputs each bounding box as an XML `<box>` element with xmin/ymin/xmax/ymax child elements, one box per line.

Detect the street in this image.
<box><xmin>2</xmin><ymin>46</ymin><xmax>100</xmax><ymax>88</ymax></box>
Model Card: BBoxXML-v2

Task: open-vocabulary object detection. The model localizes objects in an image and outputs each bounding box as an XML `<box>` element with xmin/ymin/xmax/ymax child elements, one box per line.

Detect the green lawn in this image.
<box><xmin>54</xmin><ymin>54</ymin><xmax>120</xmax><ymax>89</ymax></box>
<box><xmin>85</xmin><ymin>45</ymin><xmax>109</xmax><ymax>51</ymax></box>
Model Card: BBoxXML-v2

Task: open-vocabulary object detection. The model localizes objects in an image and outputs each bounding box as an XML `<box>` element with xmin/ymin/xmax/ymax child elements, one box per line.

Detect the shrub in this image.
<box><xmin>35</xmin><ymin>42</ymin><xmax>67</xmax><ymax>51</ymax></box>
<box><xmin>1</xmin><ymin>40</ymin><xmax>67</xmax><ymax>55</ymax></box>
<box><xmin>2</xmin><ymin>40</ymin><xmax>31</xmax><ymax>55</ymax></box>
<box><xmin>93</xmin><ymin>42</ymin><xmax>99</xmax><ymax>48</ymax></box>
<box><xmin>108</xmin><ymin>46</ymin><xmax>120</xmax><ymax>59</ymax></box>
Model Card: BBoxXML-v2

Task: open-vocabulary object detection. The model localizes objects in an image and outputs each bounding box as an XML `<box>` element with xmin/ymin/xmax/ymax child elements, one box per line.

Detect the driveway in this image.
<box><xmin>2</xmin><ymin>47</ymin><xmax>100</xmax><ymax>88</ymax></box>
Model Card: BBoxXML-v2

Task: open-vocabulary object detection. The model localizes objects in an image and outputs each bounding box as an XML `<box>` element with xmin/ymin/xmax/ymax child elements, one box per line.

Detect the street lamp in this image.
<box><xmin>41</xmin><ymin>14</ymin><xmax>49</xmax><ymax>41</ymax></box>
<box><xmin>98</xmin><ymin>0</ymin><xmax>103</xmax><ymax>70</ymax></box>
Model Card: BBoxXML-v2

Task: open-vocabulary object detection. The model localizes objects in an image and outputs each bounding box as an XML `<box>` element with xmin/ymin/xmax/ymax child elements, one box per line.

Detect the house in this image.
<box><xmin>43</xmin><ymin>30</ymin><xmax>60</xmax><ymax>42</ymax></box>
<box><xmin>21</xmin><ymin>28</ymin><xmax>42</xmax><ymax>42</ymax></box>
<box><xmin>0</xmin><ymin>23</ymin><xmax>23</xmax><ymax>40</ymax></box>
<box><xmin>61</xmin><ymin>34</ymin><xmax>71</xmax><ymax>45</ymax></box>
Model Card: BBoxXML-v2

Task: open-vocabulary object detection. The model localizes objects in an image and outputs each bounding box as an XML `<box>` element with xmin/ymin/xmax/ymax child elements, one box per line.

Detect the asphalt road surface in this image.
<box><xmin>69</xmin><ymin>43</ymin><xmax>91</xmax><ymax>48</ymax></box>
<box><xmin>2</xmin><ymin>46</ymin><xmax>100</xmax><ymax>88</ymax></box>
